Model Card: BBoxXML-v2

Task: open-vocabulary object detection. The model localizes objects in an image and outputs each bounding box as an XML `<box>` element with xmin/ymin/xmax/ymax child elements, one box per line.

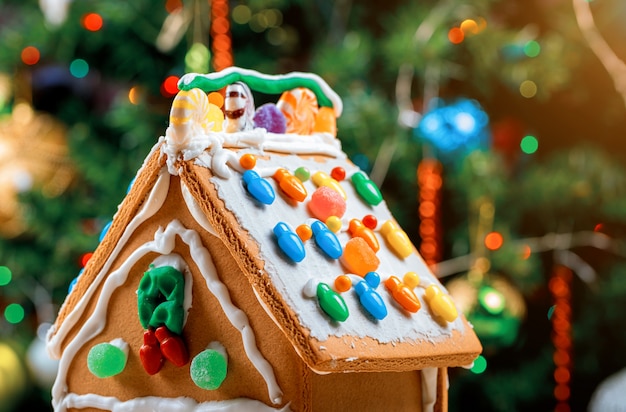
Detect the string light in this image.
<box><xmin>550</xmin><ymin>265</ymin><xmax>572</xmax><ymax>412</ymax></box>
<box><xmin>211</xmin><ymin>0</ymin><xmax>234</xmax><ymax>71</ymax></box>
<box><xmin>417</xmin><ymin>159</ymin><xmax>443</xmax><ymax>266</ymax></box>
<box><xmin>21</xmin><ymin>46</ymin><xmax>40</xmax><ymax>65</ymax></box>
<box><xmin>82</xmin><ymin>13</ymin><xmax>103</xmax><ymax>32</ymax></box>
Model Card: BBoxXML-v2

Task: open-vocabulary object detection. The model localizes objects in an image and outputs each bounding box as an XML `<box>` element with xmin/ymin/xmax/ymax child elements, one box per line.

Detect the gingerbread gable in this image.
<box><xmin>47</xmin><ymin>68</ymin><xmax>481</xmax><ymax>412</ymax></box>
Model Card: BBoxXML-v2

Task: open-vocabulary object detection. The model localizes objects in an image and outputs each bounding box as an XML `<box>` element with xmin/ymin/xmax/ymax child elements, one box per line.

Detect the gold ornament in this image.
<box><xmin>0</xmin><ymin>101</ymin><xmax>74</xmax><ymax>237</ymax></box>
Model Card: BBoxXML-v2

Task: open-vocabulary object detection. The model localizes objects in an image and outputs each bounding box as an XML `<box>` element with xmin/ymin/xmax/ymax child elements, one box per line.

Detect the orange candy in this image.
<box><xmin>313</xmin><ymin>106</ymin><xmax>337</xmax><ymax>136</ymax></box>
<box><xmin>273</xmin><ymin>168</ymin><xmax>307</xmax><ymax>202</ymax></box>
<box><xmin>348</xmin><ymin>219</ymin><xmax>379</xmax><ymax>252</ymax></box>
<box><xmin>384</xmin><ymin>276</ymin><xmax>421</xmax><ymax>313</ymax></box>
<box><xmin>340</xmin><ymin>237</ymin><xmax>380</xmax><ymax>277</ymax></box>
<box><xmin>296</xmin><ymin>224</ymin><xmax>312</xmax><ymax>241</ymax></box>
<box><xmin>334</xmin><ymin>275</ymin><xmax>352</xmax><ymax>293</ymax></box>
<box><xmin>277</xmin><ymin>88</ymin><xmax>319</xmax><ymax>135</ymax></box>
<box><xmin>239</xmin><ymin>153</ymin><xmax>257</xmax><ymax>170</ymax></box>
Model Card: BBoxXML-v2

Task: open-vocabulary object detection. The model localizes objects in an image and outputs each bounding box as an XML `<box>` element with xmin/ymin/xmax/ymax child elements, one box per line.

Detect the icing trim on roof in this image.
<box><xmin>179</xmin><ymin>67</ymin><xmax>343</xmax><ymax>117</ymax></box>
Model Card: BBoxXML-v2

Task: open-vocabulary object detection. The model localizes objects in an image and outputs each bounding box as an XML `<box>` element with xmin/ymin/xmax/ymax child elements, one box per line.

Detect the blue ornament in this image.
<box><xmin>353</xmin><ymin>276</ymin><xmax>387</xmax><ymax>320</ymax></box>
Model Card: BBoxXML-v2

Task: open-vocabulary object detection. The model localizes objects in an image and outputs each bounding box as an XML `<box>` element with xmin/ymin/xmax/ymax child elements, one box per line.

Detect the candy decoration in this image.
<box><xmin>424</xmin><ymin>284</ymin><xmax>458</xmax><ymax>322</ymax></box>
<box><xmin>296</xmin><ymin>224</ymin><xmax>312</xmax><ymax>241</ymax></box>
<box><xmin>308</xmin><ymin>186</ymin><xmax>346</xmax><ymax>222</ymax></box>
<box><xmin>273</xmin><ymin>222</ymin><xmax>306</xmax><ymax>262</ymax></box>
<box><xmin>313</xmin><ymin>106</ymin><xmax>337</xmax><ymax>136</ymax></box>
<box><xmin>190</xmin><ymin>343</ymin><xmax>228</xmax><ymax>390</ymax></box>
<box><xmin>137</xmin><ymin>266</ymin><xmax>186</xmax><ymax>334</ymax></box>
<box><xmin>179</xmin><ymin>68</ymin><xmax>342</xmax><ymax>115</ymax></box>
<box><xmin>242</xmin><ymin>170</ymin><xmax>275</xmax><ymax>205</ymax></box>
<box><xmin>273</xmin><ymin>168</ymin><xmax>307</xmax><ymax>202</ymax></box>
<box><xmin>253</xmin><ymin>103</ymin><xmax>287</xmax><ymax>133</ymax></box>
<box><xmin>325</xmin><ymin>216</ymin><xmax>342</xmax><ymax>233</ymax></box>
<box><xmin>99</xmin><ymin>220</ymin><xmax>112</xmax><ymax>242</ymax></box>
<box><xmin>330</xmin><ymin>166</ymin><xmax>346</xmax><ymax>181</ymax></box>
<box><xmin>312</xmin><ymin>171</ymin><xmax>347</xmax><ymax>200</ymax></box>
<box><xmin>310</xmin><ymin>220</ymin><xmax>343</xmax><ymax>259</ymax></box>
<box><xmin>403</xmin><ymin>271</ymin><xmax>420</xmax><ymax>289</ymax></box>
<box><xmin>380</xmin><ymin>220</ymin><xmax>413</xmax><ymax>259</ymax></box>
<box><xmin>87</xmin><ymin>340</ymin><xmax>128</xmax><ymax>378</ymax></box>
<box><xmin>316</xmin><ymin>283</ymin><xmax>349</xmax><ymax>322</ymax></box>
<box><xmin>169</xmin><ymin>88</ymin><xmax>212</xmax><ymax>149</ymax></box>
<box><xmin>351</xmin><ymin>171</ymin><xmax>383</xmax><ymax>206</ymax></box>
<box><xmin>353</xmin><ymin>272</ymin><xmax>387</xmax><ymax>320</ymax></box>
<box><xmin>340</xmin><ymin>237</ymin><xmax>380</xmax><ymax>277</ymax></box>
<box><xmin>362</xmin><ymin>214</ymin><xmax>378</xmax><ymax>230</ymax></box>
<box><xmin>224</xmin><ymin>81</ymin><xmax>255</xmax><ymax>133</ymax></box>
<box><xmin>348</xmin><ymin>219</ymin><xmax>380</xmax><ymax>252</ymax></box>
<box><xmin>239</xmin><ymin>153</ymin><xmax>257</xmax><ymax>170</ymax></box>
<box><xmin>155</xmin><ymin>326</ymin><xmax>189</xmax><ymax>367</ymax></box>
<box><xmin>207</xmin><ymin>103</ymin><xmax>224</xmax><ymax>131</ymax></box>
<box><xmin>68</xmin><ymin>268</ymin><xmax>84</xmax><ymax>294</ymax></box>
<box><xmin>277</xmin><ymin>88</ymin><xmax>319</xmax><ymax>135</ymax></box>
<box><xmin>294</xmin><ymin>167</ymin><xmax>310</xmax><ymax>182</ymax></box>
<box><xmin>140</xmin><ymin>329</ymin><xmax>164</xmax><ymax>375</ymax></box>
<box><xmin>334</xmin><ymin>275</ymin><xmax>352</xmax><ymax>293</ymax></box>
<box><xmin>384</xmin><ymin>276</ymin><xmax>421</xmax><ymax>313</ymax></box>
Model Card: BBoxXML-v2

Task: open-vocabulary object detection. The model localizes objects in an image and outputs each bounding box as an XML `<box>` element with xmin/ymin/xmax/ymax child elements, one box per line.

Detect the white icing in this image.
<box><xmin>421</xmin><ymin>368</ymin><xmax>438</xmax><ymax>412</ymax></box>
<box><xmin>109</xmin><ymin>338</ymin><xmax>129</xmax><ymax>357</ymax></box>
<box><xmin>60</xmin><ymin>393</ymin><xmax>291</xmax><ymax>411</ymax></box>
<box><xmin>180</xmin><ymin>180</ymin><xmax>218</xmax><ymax>237</ymax></box>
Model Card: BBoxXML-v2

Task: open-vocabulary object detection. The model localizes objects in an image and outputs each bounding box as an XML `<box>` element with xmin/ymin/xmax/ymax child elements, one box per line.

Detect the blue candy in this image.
<box><xmin>243</xmin><ymin>170</ymin><xmax>275</xmax><ymax>205</ymax></box>
<box><xmin>310</xmin><ymin>220</ymin><xmax>342</xmax><ymax>259</ymax></box>
<box><xmin>99</xmin><ymin>221</ymin><xmax>112</xmax><ymax>242</ymax></box>
<box><xmin>354</xmin><ymin>278</ymin><xmax>388</xmax><ymax>320</ymax></box>
<box><xmin>273</xmin><ymin>222</ymin><xmax>305</xmax><ymax>262</ymax></box>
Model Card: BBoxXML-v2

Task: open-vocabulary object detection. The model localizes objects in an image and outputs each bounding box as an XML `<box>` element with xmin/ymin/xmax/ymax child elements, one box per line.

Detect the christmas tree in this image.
<box><xmin>2</xmin><ymin>0</ymin><xmax>626</xmax><ymax>411</ymax></box>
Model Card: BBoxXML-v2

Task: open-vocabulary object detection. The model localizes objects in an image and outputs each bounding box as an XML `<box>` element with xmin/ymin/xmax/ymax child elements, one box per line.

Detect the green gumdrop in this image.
<box><xmin>150</xmin><ymin>301</ymin><xmax>184</xmax><ymax>335</ymax></box>
<box><xmin>87</xmin><ymin>343</ymin><xmax>127</xmax><ymax>378</ymax></box>
<box><xmin>190</xmin><ymin>349</ymin><xmax>228</xmax><ymax>390</ymax></box>
<box><xmin>137</xmin><ymin>266</ymin><xmax>185</xmax><ymax>332</ymax></box>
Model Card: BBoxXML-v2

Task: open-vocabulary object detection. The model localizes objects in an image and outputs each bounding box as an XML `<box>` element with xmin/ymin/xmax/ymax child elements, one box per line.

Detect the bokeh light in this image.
<box><xmin>4</xmin><ymin>303</ymin><xmax>25</xmax><ymax>324</ymax></box>
<box><xmin>161</xmin><ymin>75</ymin><xmax>180</xmax><ymax>97</ymax></box>
<box><xmin>0</xmin><ymin>266</ymin><xmax>11</xmax><ymax>286</ymax></box>
<box><xmin>471</xmin><ymin>355</ymin><xmax>487</xmax><ymax>374</ymax></box>
<box><xmin>520</xmin><ymin>135</ymin><xmax>539</xmax><ymax>154</ymax></box>
<box><xmin>520</xmin><ymin>80</ymin><xmax>537</xmax><ymax>98</ymax></box>
<box><xmin>485</xmin><ymin>231</ymin><xmax>504</xmax><ymax>250</ymax></box>
<box><xmin>82</xmin><ymin>13</ymin><xmax>103</xmax><ymax>31</ymax></box>
<box><xmin>524</xmin><ymin>40</ymin><xmax>541</xmax><ymax>57</ymax></box>
<box><xmin>448</xmin><ymin>27</ymin><xmax>464</xmax><ymax>44</ymax></box>
<box><xmin>21</xmin><ymin>46</ymin><xmax>40</xmax><ymax>65</ymax></box>
<box><xmin>128</xmin><ymin>86</ymin><xmax>142</xmax><ymax>105</ymax></box>
<box><xmin>232</xmin><ymin>5</ymin><xmax>252</xmax><ymax>24</ymax></box>
<box><xmin>460</xmin><ymin>19</ymin><xmax>479</xmax><ymax>34</ymax></box>
<box><xmin>69</xmin><ymin>59</ymin><xmax>89</xmax><ymax>78</ymax></box>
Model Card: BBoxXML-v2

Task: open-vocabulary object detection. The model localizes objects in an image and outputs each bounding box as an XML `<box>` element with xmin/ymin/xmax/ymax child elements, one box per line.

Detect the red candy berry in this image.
<box><xmin>362</xmin><ymin>214</ymin><xmax>378</xmax><ymax>230</ymax></box>
<box><xmin>330</xmin><ymin>166</ymin><xmax>346</xmax><ymax>181</ymax></box>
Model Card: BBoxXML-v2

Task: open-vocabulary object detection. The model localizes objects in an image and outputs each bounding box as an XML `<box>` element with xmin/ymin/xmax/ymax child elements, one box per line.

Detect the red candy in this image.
<box><xmin>330</xmin><ymin>167</ymin><xmax>346</xmax><ymax>181</ymax></box>
<box><xmin>155</xmin><ymin>326</ymin><xmax>189</xmax><ymax>367</ymax></box>
<box><xmin>140</xmin><ymin>329</ymin><xmax>163</xmax><ymax>375</ymax></box>
<box><xmin>308</xmin><ymin>186</ymin><xmax>346</xmax><ymax>221</ymax></box>
<box><xmin>362</xmin><ymin>214</ymin><xmax>378</xmax><ymax>230</ymax></box>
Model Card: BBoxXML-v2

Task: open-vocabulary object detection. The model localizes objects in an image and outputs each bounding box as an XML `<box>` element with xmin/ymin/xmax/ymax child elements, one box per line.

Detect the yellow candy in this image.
<box><xmin>207</xmin><ymin>103</ymin><xmax>224</xmax><ymax>131</ymax></box>
<box><xmin>380</xmin><ymin>220</ymin><xmax>413</xmax><ymax>259</ymax></box>
<box><xmin>403</xmin><ymin>271</ymin><xmax>420</xmax><ymax>289</ymax></box>
<box><xmin>312</xmin><ymin>171</ymin><xmax>347</xmax><ymax>200</ymax></box>
<box><xmin>424</xmin><ymin>285</ymin><xmax>458</xmax><ymax>322</ymax></box>
<box><xmin>325</xmin><ymin>216</ymin><xmax>342</xmax><ymax>233</ymax></box>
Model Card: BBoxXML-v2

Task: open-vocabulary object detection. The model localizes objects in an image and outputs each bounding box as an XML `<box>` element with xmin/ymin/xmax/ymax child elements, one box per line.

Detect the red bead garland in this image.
<box><xmin>210</xmin><ymin>0</ymin><xmax>234</xmax><ymax>71</ymax></box>
<box><xmin>550</xmin><ymin>265</ymin><xmax>572</xmax><ymax>412</ymax></box>
<box><xmin>417</xmin><ymin>159</ymin><xmax>443</xmax><ymax>266</ymax></box>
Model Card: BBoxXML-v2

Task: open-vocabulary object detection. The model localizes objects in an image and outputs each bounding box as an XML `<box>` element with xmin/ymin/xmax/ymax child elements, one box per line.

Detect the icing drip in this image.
<box><xmin>421</xmin><ymin>368</ymin><xmax>439</xmax><ymax>412</ymax></box>
<box><xmin>61</xmin><ymin>394</ymin><xmax>291</xmax><ymax>412</ymax></box>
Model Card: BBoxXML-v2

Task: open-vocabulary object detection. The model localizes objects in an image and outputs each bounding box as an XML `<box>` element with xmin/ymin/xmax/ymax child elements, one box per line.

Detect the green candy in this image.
<box><xmin>190</xmin><ymin>347</ymin><xmax>228</xmax><ymax>390</ymax></box>
<box><xmin>295</xmin><ymin>167</ymin><xmax>310</xmax><ymax>182</ymax></box>
<box><xmin>87</xmin><ymin>342</ymin><xmax>127</xmax><ymax>378</ymax></box>
<box><xmin>137</xmin><ymin>265</ymin><xmax>186</xmax><ymax>334</ymax></box>
<box><xmin>317</xmin><ymin>283</ymin><xmax>349</xmax><ymax>322</ymax></box>
<box><xmin>351</xmin><ymin>171</ymin><xmax>383</xmax><ymax>206</ymax></box>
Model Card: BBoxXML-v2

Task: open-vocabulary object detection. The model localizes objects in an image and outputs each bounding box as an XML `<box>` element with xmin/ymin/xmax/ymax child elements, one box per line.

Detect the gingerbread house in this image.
<box><xmin>46</xmin><ymin>68</ymin><xmax>481</xmax><ymax>412</ymax></box>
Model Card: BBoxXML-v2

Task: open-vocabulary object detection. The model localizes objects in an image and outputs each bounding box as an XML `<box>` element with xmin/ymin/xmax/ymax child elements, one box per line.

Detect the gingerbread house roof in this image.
<box><xmin>47</xmin><ymin>68</ymin><xmax>480</xmax><ymax>377</ymax></box>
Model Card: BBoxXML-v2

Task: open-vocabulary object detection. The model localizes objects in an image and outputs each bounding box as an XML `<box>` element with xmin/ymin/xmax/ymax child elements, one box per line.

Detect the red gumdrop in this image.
<box><xmin>308</xmin><ymin>186</ymin><xmax>346</xmax><ymax>221</ymax></box>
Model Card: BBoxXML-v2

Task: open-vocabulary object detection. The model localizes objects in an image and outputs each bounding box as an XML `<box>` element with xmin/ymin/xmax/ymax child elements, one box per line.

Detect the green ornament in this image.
<box><xmin>87</xmin><ymin>342</ymin><xmax>128</xmax><ymax>378</ymax></box>
<box><xmin>190</xmin><ymin>347</ymin><xmax>228</xmax><ymax>390</ymax></box>
<box><xmin>317</xmin><ymin>283</ymin><xmax>349</xmax><ymax>322</ymax></box>
<box><xmin>351</xmin><ymin>171</ymin><xmax>383</xmax><ymax>206</ymax></box>
<box><xmin>137</xmin><ymin>266</ymin><xmax>185</xmax><ymax>334</ymax></box>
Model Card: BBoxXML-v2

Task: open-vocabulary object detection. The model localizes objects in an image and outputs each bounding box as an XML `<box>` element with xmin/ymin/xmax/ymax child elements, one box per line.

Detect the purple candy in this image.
<box><xmin>253</xmin><ymin>103</ymin><xmax>287</xmax><ymax>133</ymax></box>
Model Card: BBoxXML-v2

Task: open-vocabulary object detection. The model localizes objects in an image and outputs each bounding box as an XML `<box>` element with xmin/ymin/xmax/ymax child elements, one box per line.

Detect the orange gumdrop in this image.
<box><xmin>340</xmin><ymin>237</ymin><xmax>380</xmax><ymax>277</ymax></box>
<box><xmin>313</xmin><ymin>106</ymin><xmax>337</xmax><ymax>136</ymax></box>
<box><xmin>296</xmin><ymin>224</ymin><xmax>312</xmax><ymax>241</ymax></box>
<box><xmin>239</xmin><ymin>153</ymin><xmax>257</xmax><ymax>170</ymax></box>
